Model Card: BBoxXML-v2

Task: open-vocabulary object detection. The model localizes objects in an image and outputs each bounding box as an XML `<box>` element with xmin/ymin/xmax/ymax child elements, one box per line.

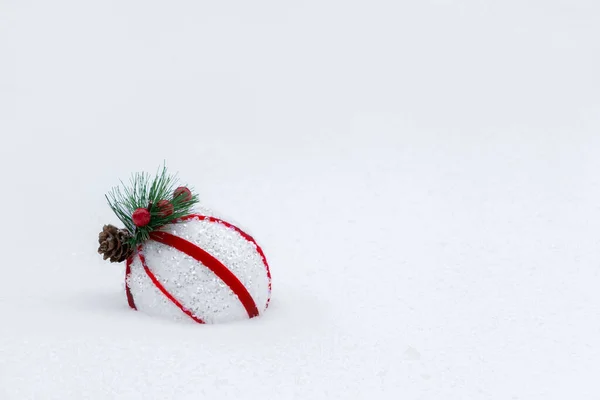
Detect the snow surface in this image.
<box><xmin>1</xmin><ymin>1</ymin><xmax>599</xmax><ymax>399</ymax></box>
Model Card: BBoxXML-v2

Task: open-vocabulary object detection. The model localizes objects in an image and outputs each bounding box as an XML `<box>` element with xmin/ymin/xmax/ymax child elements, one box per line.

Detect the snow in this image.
<box><xmin>1</xmin><ymin>0</ymin><xmax>599</xmax><ymax>399</ymax></box>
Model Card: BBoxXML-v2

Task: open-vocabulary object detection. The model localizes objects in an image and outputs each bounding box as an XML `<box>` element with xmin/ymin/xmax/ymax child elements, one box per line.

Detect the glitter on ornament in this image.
<box><xmin>165</xmin><ymin>216</ymin><xmax>271</xmax><ymax>314</ymax></box>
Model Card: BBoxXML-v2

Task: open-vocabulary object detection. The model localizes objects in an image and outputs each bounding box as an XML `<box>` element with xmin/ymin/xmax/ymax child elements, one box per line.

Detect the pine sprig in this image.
<box><xmin>106</xmin><ymin>165</ymin><xmax>199</xmax><ymax>247</ymax></box>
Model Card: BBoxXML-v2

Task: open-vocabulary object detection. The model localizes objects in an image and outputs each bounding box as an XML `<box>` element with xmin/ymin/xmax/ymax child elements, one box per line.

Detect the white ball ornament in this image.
<box><xmin>98</xmin><ymin>167</ymin><xmax>272</xmax><ymax>324</ymax></box>
<box><xmin>125</xmin><ymin>213</ymin><xmax>272</xmax><ymax>324</ymax></box>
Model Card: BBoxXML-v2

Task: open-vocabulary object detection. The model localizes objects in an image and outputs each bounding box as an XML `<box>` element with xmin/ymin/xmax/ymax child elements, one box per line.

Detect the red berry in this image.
<box><xmin>157</xmin><ymin>199</ymin><xmax>174</xmax><ymax>217</ymax></box>
<box><xmin>173</xmin><ymin>186</ymin><xmax>192</xmax><ymax>202</ymax></box>
<box><xmin>132</xmin><ymin>208</ymin><xmax>151</xmax><ymax>227</ymax></box>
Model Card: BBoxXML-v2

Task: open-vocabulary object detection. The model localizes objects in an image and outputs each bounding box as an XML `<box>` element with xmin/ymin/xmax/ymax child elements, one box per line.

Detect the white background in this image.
<box><xmin>1</xmin><ymin>1</ymin><xmax>599</xmax><ymax>399</ymax></box>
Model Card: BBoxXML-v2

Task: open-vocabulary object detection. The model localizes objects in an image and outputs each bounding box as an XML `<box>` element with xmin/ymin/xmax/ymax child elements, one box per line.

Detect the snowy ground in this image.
<box><xmin>1</xmin><ymin>1</ymin><xmax>600</xmax><ymax>399</ymax></box>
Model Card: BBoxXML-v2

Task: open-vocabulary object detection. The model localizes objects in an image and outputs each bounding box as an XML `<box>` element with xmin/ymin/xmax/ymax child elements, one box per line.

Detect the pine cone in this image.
<box><xmin>98</xmin><ymin>225</ymin><xmax>133</xmax><ymax>263</ymax></box>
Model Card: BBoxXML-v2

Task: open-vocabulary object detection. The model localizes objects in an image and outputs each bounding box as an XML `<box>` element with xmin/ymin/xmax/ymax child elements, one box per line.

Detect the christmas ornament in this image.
<box><xmin>97</xmin><ymin>166</ymin><xmax>272</xmax><ymax>324</ymax></box>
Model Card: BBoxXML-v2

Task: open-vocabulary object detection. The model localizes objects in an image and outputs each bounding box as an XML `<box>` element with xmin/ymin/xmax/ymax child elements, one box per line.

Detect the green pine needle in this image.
<box><xmin>106</xmin><ymin>165</ymin><xmax>199</xmax><ymax>247</ymax></box>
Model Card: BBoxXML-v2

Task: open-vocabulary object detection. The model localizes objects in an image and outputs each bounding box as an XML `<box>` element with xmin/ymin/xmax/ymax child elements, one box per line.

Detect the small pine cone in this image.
<box><xmin>98</xmin><ymin>225</ymin><xmax>134</xmax><ymax>263</ymax></box>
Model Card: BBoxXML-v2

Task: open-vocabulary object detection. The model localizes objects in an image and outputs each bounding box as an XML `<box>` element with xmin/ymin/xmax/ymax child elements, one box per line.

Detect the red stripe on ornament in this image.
<box><xmin>125</xmin><ymin>256</ymin><xmax>137</xmax><ymax>310</ymax></box>
<box><xmin>137</xmin><ymin>247</ymin><xmax>206</xmax><ymax>324</ymax></box>
<box><xmin>150</xmin><ymin>230</ymin><xmax>260</xmax><ymax>319</ymax></box>
<box><xmin>178</xmin><ymin>214</ymin><xmax>272</xmax><ymax>308</ymax></box>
